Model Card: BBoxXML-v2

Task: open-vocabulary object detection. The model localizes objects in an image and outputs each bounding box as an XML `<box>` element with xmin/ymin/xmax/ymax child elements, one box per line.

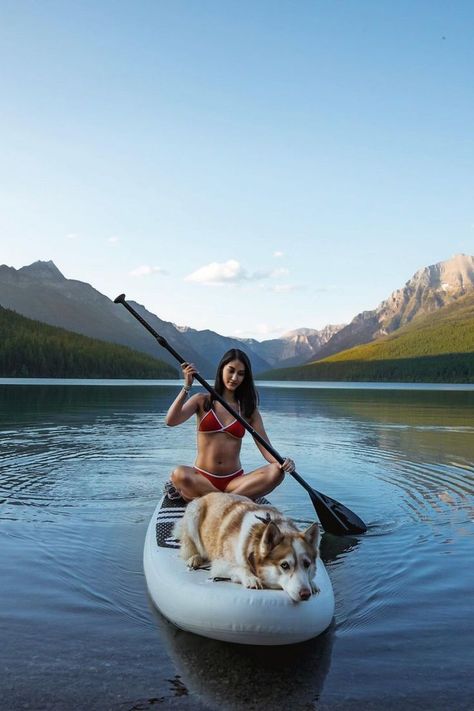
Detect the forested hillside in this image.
<box><xmin>0</xmin><ymin>306</ymin><xmax>178</xmax><ymax>378</ymax></box>
<box><xmin>261</xmin><ymin>291</ymin><xmax>474</xmax><ymax>383</ymax></box>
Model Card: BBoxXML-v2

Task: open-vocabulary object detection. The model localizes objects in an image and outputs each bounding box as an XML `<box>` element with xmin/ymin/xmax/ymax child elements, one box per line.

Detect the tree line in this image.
<box><xmin>0</xmin><ymin>306</ymin><xmax>178</xmax><ymax>379</ymax></box>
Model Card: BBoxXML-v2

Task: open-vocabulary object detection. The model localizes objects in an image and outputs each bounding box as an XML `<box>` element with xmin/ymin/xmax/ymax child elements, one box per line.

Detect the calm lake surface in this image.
<box><xmin>1</xmin><ymin>380</ymin><xmax>473</xmax><ymax>710</ymax></box>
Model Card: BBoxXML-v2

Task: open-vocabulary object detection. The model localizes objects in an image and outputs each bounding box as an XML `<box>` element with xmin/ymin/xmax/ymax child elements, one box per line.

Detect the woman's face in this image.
<box><xmin>222</xmin><ymin>359</ymin><xmax>246</xmax><ymax>391</ymax></box>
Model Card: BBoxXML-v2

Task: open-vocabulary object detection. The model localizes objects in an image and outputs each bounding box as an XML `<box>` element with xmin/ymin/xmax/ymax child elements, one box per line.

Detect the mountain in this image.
<box><xmin>166</xmin><ymin>325</ymin><xmax>271</xmax><ymax>374</ymax></box>
<box><xmin>0</xmin><ymin>261</ymin><xmax>214</xmax><ymax>374</ymax></box>
<box><xmin>0</xmin><ymin>261</ymin><xmax>343</xmax><ymax>375</ymax></box>
<box><xmin>254</xmin><ymin>325</ymin><xmax>345</xmax><ymax>368</ymax></box>
<box><xmin>261</xmin><ymin>289</ymin><xmax>474</xmax><ymax>383</ymax></box>
<box><xmin>315</xmin><ymin>254</ymin><xmax>474</xmax><ymax>360</ymax></box>
<box><xmin>0</xmin><ymin>305</ymin><xmax>179</xmax><ymax>378</ymax></box>
<box><xmin>2</xmin><ymin>255</ymin><xmax>471</xmax><ymax>379</ymax></box>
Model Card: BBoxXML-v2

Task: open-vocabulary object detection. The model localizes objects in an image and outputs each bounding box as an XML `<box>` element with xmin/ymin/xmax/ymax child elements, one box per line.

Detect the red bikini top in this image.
<box><xmin>198</xmin><ymin>406</ymin><xmax>246</xmax><ymax>439</ymax></box>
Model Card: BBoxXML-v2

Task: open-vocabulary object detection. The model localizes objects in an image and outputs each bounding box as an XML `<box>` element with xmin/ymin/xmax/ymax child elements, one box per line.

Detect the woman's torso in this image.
<box><xmin>194</xmin><ymin>397</ymin><xmax>248</xmax><ymax>474</ymax></box>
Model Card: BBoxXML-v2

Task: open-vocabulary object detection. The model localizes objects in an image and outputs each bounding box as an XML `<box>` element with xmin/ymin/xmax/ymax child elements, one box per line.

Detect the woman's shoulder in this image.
<box><xmin>247</xmin><ymin>405</ymin><xmax>260</xmax><ymax>423</ymax></box>
<box><xmin>193</xmin><ymin>392</ymin><xmax>210</xmax><ymax>411</ymax></box>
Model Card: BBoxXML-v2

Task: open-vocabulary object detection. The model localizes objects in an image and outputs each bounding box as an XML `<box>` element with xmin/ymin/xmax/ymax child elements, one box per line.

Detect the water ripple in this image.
<box><xmin>1</xmin><ymin>382</ymin><xmax>474</xmax><ymax>707</ymax></box>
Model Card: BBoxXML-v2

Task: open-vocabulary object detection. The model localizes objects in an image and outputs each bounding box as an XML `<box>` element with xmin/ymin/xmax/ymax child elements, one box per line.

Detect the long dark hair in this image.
<box><xmin>205</xmin><ymin>348</ymin><xmax>259</xmax><ymax>418</ymax></box>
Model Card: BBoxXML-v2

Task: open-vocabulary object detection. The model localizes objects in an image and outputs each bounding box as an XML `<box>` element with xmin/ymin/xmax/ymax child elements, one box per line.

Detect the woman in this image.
<box><xmin>166</xmin><ymin>348</ymin><xmax>295</xmax><ymax>501</ymax></box>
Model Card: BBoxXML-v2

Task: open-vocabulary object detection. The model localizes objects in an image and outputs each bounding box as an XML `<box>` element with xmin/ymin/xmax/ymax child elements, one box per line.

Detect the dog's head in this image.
<box><xmin>251</xmin><ymin>520</ymin><xmax>320</xmax><ymax>602</ymax></box>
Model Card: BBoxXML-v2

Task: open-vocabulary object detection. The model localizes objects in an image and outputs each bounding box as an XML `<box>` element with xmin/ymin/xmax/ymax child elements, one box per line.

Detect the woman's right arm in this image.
<box><xmin>165</xmin><ymin>391</ymin><xmax>201</xmax><ymax>426</ymax></box>
<box><xmin>165</xmin><ymin>362</ymin><xmax>201</xmax><ymax>426</ymax></box>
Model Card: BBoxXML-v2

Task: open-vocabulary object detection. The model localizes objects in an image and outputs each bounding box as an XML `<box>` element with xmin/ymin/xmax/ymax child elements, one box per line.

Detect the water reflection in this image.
<box><xmin>319</xmin><ymin>533</ymin><xmax>360</xmax><ymax>565</ymax></box>
<box><xmin>0</xmin><ymin>383</ymin><xmax>169</xmax><ymax>423</ymax></box>
<box><xmin>1</xmin><ymin>382</ymin><xmax>473</xmax><ymax>708</ymax></box>
<box><xmin>150</xmin><ymin>604</ymin><xmax>334</xmax><ymax>711</ymax></box>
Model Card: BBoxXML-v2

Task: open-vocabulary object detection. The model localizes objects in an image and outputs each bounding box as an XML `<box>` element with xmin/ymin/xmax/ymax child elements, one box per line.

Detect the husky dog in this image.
<box><xmin>174</xmin><ymin>492</ymin><xmax>320</xmax><ymax>602</ymax></box>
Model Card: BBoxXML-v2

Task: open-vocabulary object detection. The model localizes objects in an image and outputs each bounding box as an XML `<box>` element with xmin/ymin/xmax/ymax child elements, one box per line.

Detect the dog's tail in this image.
<box><xmin>172</xmin><ymin>518</ymin><xmax>183</xmax><ymax>541</ymax></box>
<box><xmin>175</xmin><ymin>497</ymin><xmax>207</xmax><ymax>559</ymax></box>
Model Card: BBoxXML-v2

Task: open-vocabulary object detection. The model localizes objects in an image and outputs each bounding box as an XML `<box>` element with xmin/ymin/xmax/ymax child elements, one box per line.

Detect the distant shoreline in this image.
<box><xmin>1</xmin><ymin>377</ymin><xmax>474</xmax><ymax>392</ymax></box>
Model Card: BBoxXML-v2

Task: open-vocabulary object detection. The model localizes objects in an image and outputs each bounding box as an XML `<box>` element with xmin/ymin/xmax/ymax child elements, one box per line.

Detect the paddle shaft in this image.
<box><xmin>115</xmin><ymin>294</ymin><xmax>290</xmax><ymax>460</ymax></box>
<box><xmin>114</xmin><ymin>294</ymin><xmax>351</xmax><ymax>531</ymax></box>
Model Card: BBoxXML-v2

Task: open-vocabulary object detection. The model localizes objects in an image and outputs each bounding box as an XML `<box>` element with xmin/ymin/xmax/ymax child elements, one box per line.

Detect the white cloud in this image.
<box><xmin>184</xmin><ymin>260</ymin><xmax>294</xmax><ymax>288</ymax></box>
<box><xmin>66</xmin><ymin>233</ymin><xmax>78</xmax><ymax>240</ymax></box>
<box><xmin>108</xmin><ymin>236</ymin><xmax>120</xmax><ymax>244</ymax></box>
<box><xmin>130</xmin><ymin>265</ymin><xmax>166</xmax><ymax>277</ymax></box>
<box><xmin>273</xmin><ymin>251</ymin><xmax>284</xmax><ymax>258</ymax></box>
<box><xmin>185</xmin><ymin>259</ymin><xmax>248</xmax><ymax>286</ymax></box>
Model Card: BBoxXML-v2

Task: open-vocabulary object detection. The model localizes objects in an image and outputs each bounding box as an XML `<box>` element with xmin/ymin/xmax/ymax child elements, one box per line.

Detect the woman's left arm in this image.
<box><xmin>249</xmin><ymin>409</ymin><xmax>295</xmax><ymax>473</ymax></box>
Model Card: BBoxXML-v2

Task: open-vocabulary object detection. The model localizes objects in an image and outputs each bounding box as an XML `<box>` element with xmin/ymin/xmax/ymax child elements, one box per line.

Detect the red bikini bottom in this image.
<box><xmin>194</xmin><ymin>466</ymin><xmax>244</xmax><ymax>492</ymax></box>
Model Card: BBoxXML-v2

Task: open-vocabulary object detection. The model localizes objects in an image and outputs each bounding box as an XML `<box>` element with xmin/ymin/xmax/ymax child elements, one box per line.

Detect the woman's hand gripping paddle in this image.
<box><xmin>114</xmin><ymin>294</ymin><xmax>367</xmax><ymax>535</ymax></box>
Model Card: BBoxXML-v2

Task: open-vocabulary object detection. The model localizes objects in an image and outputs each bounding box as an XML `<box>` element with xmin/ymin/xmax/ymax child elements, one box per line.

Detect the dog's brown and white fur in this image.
<box><xmin>174</xmin><ymin>492</ymin><xmax>320</xmax><ymax>602</ymax></box>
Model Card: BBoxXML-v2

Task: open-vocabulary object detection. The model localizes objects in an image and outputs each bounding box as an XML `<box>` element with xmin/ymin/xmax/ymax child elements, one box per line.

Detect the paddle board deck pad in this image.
<box><xmin>144</xmin><ymin>495</ymin><xmax>335</xmax><ymax>645</ymax></box>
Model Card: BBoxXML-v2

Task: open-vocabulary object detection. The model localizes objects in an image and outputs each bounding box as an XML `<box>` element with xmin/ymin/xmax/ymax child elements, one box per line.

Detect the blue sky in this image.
<box><xmin>1</xmin><ymin>1</ymin><xmax>473</xmax><ymax>339</ymax></box>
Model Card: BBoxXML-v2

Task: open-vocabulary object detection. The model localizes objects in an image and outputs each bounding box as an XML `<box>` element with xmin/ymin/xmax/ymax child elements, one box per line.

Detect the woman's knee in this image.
<box><xmin>171</xmin><ymin>466</ymin><xmax>192</xmax><ymax>487</ymax></box>
<box><xmin>268</xmin><ymin>463</ymin><xmax>284</xmax><ymax>486</ymax></box>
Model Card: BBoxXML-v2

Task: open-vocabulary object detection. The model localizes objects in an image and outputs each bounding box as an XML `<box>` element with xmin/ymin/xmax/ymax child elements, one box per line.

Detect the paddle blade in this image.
<box><xmin>309</xmin><ymin>488</ymin><xmax>367</xmax><ymax>536</ymax></box>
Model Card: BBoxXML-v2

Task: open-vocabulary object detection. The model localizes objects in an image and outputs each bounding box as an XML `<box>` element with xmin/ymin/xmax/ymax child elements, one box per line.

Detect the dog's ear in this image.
<box><xmin>303</xmin><ymin>522</ymin><xmax>320</xmax><ymax>551</ymax></box>
<box><xmin>260</xmin><ymin>521</ymin><xmax>283</xmax><ymax>557</ymax></box>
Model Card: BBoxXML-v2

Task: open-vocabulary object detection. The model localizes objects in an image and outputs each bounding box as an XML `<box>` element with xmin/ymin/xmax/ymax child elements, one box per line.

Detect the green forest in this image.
<box><xmin>262</xmin><ymin>291</ymin><xmax>474</xmax><ymax>383</ymax></box>
<box><xmin>0</xmin><ymin>306</ymin><xmax>178</xmax><ymax>379</ymax></box>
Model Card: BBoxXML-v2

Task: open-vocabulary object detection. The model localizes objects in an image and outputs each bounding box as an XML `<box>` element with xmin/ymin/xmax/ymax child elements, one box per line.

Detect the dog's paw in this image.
<box><xmin>311</xmin><ymin>581</ymin><xmax>320</xmax><ymax>595</ymax></box>
<box><xmin>186</xmin><ymin>554</ymin><xmax>205</xmax><ymax>570</ymax></box>
<box><xmin>242</xmin><ymin>573</ymin><xmax>263</xmax><ymax>590</ymax></box>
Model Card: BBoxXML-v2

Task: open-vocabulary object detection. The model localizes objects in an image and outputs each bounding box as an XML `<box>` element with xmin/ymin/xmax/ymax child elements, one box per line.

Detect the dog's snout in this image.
<box><xmin>299</xmin><ymin>589</ymin><xmax>311</xmax><ymax>601</ymax></box>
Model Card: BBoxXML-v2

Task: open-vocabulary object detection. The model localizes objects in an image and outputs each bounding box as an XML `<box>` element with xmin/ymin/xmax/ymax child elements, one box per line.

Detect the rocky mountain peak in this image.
<box><xmin>282</xmin><ymin>328</ymin><xmax>319</xmax><ymax>339</ymax></box>
<box><xmin>377</xmin><ymin>253</ymin><xmax>474</xmax><ymax>332</ymax></box>
<box><xmin>410</xmin><ymin>253</ymin><xmax>474</xmax><ymax>289</ymax></box>
<box><xmin>18</xmin><ymin>260</ymin><xmax>66</xmax><ymax>282</ymax></box>
<box><xmin>282</xmin><ymin>325</ymin><xmax>345</xmax><ymax>342</ymax></box>
<box><xmin>313</xmin><ymin>253</ymin><xmax>474</xmax><ymax>361</ymax></box>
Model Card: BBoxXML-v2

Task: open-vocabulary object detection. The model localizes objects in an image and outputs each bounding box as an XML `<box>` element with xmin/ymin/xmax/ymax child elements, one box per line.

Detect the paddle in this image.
<box><xmin>114</xmin><ymin>294</ymin><xmax>367</xmax><ymax>535</ymax></box>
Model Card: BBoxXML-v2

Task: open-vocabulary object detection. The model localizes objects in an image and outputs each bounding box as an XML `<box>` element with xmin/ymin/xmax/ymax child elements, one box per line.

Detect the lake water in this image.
<box><xmin>1</xmin><ymin>380</ymin><xmax>473</xmax><ymax>710</ymax></box>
